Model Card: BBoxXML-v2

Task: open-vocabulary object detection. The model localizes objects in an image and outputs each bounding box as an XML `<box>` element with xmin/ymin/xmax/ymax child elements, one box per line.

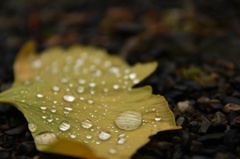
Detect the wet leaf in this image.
<box><xmin>0</xmin><ymin>41</ymin><xmax>181</xmax><ymax>159</ymax></box>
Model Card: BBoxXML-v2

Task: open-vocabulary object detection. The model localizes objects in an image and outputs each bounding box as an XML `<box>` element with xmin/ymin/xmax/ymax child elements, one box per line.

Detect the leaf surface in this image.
<box><xmin>0</xmin><ymin>41</ymin><xmax>181</xmax><ymax>159</ymax></box>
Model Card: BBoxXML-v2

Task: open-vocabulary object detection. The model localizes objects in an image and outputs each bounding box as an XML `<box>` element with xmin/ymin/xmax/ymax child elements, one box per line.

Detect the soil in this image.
<box><xmin>0</xmin><ymin>0</ymin><xmax>240</xmax><ymax>159</ymax></box>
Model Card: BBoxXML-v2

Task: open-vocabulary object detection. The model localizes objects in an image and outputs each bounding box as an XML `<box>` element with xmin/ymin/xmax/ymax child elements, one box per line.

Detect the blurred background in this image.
<box><xmin>1</xmin><ymin>0</ymin><xmax>240</xmax><ymax>82</ymax></box>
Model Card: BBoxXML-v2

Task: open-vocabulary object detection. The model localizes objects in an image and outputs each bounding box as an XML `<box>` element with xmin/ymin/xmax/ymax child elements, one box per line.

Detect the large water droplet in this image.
<box><xmin>59</xmin><ymin>121</ymin><xmax>71</xmax><ymax>131</ymax></box>
<box><xmin>34</xmin><ymin>132</ymin><xmax>57</xmax><ymax>145</ymax></box>
<box><xmin>98</xmin><ymin>131</ymin><xmax>111</xmax><ymax>140</ymax></box>
<box><xmin>28</xmin><ymin>123</ymin><xmax>37</xmax><ymax>132</ymax></box>
<box><xmin>81</xmin><ymin>119</ymin><xmax>93</xmax><ymax>129</ymax></box>
<box><xmin>63</xmin><ymin>95</ymin><xmax>75</xmax><ymax>102</ymax></box>
<box><xmin>115</xmin><ymin>110</ymin><xmax>142</xmax><ymax>131</ymax></box>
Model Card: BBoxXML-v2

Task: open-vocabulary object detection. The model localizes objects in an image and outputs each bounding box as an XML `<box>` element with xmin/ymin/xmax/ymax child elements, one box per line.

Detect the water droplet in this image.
<box><xmin>28</xmin><ymin>123</ymin><xmax>37</xmax><ymax>132</ymax></box>
<box><xmin>118</xmin><ymin>134</ymin><xmax>126</xmax><ymax>138</ymax></box>
<box><xmin>113</xmin><ymin>84</ymin><xmax>119</xmax><ymax>89</ymax></box>
<box><xmin>154</xmin><ymin>117</ymin><xmax>161</xmax><ymax>121</ymax></box>
<box><xmin>59</xmin><ymin>121</ymin><xmax>71</xmax><ymax>131</ymax></box>
<box><xmin>42</xmin><ymin>115</ymin><xmax>47</xmax><ymax>119</ymax></box>
<box><xmin>87</xmin><ymin>99</ymin><xmax>94</xmax><ymax>104</ymax></box>
<box><xmin>129</xmin><ymin>73</ymin><xmax>137</xmax><ymax>79</ymax></box>
<box><xmin>78</xmin><ymin>79</ymin><xmax>86</xmax><ymax>84</ymax></box>
<box><xmin>40</xmin><ymin>106</ymin><xmax>47</xmax><ymax>110</ymax></box>
<box><xmin>95</xmin><ymin>141</ymin><xmax>100</xmax><ymax>145</ymax></box>
<box><xmin>64</xmin><ymin>106</ymin><xmax>73</xmax><ymax>111</ymax></box>
<box><xmin>47</xmin><ymin>118</ymin><xmax>53</xmax><ymax>122</ymax></box>
<box><xmin>34</xmin><ymin>132</ymin><xmax>57</xmax><ymax>145</ymax></box>
<box><xmin>115</xmin><ymin>110</ymin><xmax>142</xmax><ymax>131</ymax></box>
<box><xmin>60</xmin><ymin>78</ymin><xmax>68</xmax><ymax>83</ymax></box>
<box><xmin>86</xmin><ymin>135</ymin><xmax>92</xmax><ymax>139</ymax></box>
<box><xmin>98</xmin><ymin>131</ymin><xmax>111</xmax><ymax>140</ymax></box>
<box><xmin>89</xmin><ymin>82</ymin><xmax>96</xmax><ymax>87</ymax></box>
<box><xmin>63</xmin><ymin>95</ymin><xmax>75</xmax><ymax>102</ymax></box>
<box><xmin>31</xmin><ymin>59</ymin><xmax>42</xmax><ymax>68</ymax></box>
<box><xmin>133</xmin><ymin>79</ymin><xmax>140</xmax><ymax>84</ymax></box>
<box><xmin>109</xmin><ymin>148</ymin><xmax>117</xmax><ymax>155</ymax></box>
<box><xmin>70</xmin><ymin>134</ymin><xmax>76</xmax><ymax>139</ymax></box>
<box><xmin>51</xmin><ymin>109</ymin><xmax>57</xmax><ymax>113</ymax></box>
<box><xmin>81</xmin><ymin>119</ymin><xmax>93</xmax><ymax>129</ymax></box>
<box><xmin>52</xmin><ymin>86</ymin><xmax>60</xmax><ymax>92</ymax></box>
<box><xmin>36</xmin><ymin>94</ymin><xmax>44</xmax><ymax>98</ymax></box>
<box><xmin>77</xmin><ymin>86</ymin><xmax>84</xmax><ymax>93</ymax></box>
<box><xmin>117</xmin><ymin>137</ymin><xmax>126</xmax><ymax>144</ymax></box>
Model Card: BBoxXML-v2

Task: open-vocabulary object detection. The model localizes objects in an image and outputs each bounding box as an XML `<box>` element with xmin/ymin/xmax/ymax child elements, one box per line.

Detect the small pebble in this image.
<box><xmin>211</xmin><ymin>111</ymin><xmax>227</xmax><ymax>126</ymax></box>
<box><xmin>197</xmin><ymin>96</ymin><xmax>210</xmax><ymax>104</ymax></box>
<box><xmin>231</xmin><ymin>116</ymin><xmax>240</xmax><ymax>127</ymax></box>
<box><xmin>176</xmin><ymin>116</ymin><xmax>186</xmax><ymax>127</ymax></box>
<box><xmin>176</xmin><ymin>100</ymin><xmax>194</xmax><ymax>114</ymax></box>
<box><xmin>223</xmin><ymin>103</ymin><xmax>240</xmax><ymax>113</ymax></box>
<box><xmin>199</xmin><ymin>116</ymin><xmax>211</xmax><ymax>133</ymax></box>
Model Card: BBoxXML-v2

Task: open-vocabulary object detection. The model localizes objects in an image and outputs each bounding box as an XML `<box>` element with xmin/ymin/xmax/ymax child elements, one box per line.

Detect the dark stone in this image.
<box><xmin>4</xmin><ymin>124</ymin><xmax>27</xmax><ymax>135</ymax></box>
<box><xmin>223</xmin><ymin>96</ymin><xmax>240</xmax><ymax>105</ymax></box>
<box><xmin>14</xmin><ymin>156</ymin><xmax>33</xmax><ymax>159</ymax></box>
<box><xmin>209</xmin><ymin>100</ymin><xmax>223</xmax><ymax>110</ymax></box>
<box><xmin>228</xmin><ymin>111</ymin><xmax>239</xmax><ymax>124</ymax></box>
<box><xmin>176</xmin><ymin>116</ymin><xmax>187</xmax><ymax>127</ymax></box>
<box><xmin>172</xmin><ymin>136</ymin><xmax>182</xmax><ymax>144</ymax></box>
<box><xmin>188</xmin><ymin>121</ymin><xmax>200</xmax><ymax>133</ymax></box>
<box><xmin>191</xmin><ymin>155</ymin><xmax>211</xmax><ymax>159</ymax></box>
<box><xmin>0</xmin><ymin>151</ymin><xmax>10</xmax><ymax>159</ymax></box>
<box><xmin>15</xmin><ymin>141</ymin><xmax>37</xmax><ymax>157</ymax></box>
<box><xmin>197</xmin><ymin>133</ymin><xmax>225</xmax><ymax>145</ymax></box>
<box><xmin>214</xmin><ymin>152</ymin><xmax>236</xmax><ymax>159</ymax></box>
<box><xmin>155</xmin><ymin>141</ymin><xmax>173</xmax><ymax>151</ymax></box>
<box><xmin>190</xmin><ymin>140</ymin><xmax>203</xmax><ymax>154</ymax></box>
<box><xmin>199</xmin><ymin>116</ymin><xmax>211</xmax><ymax>133</ymax></box>
<box><xmin>231</xmin><ymin>116</ymin><xmax>240</xmax><ymax>127</ymax></box>
<box><xmin>172</xmin><ymin>144</ymin><xmax>184</xmax><ymax>159</ymax></box>
<box><xmin>211</xmin><ymin>111</ymin><xmax>227</xmax><ymax>126</ymax></box>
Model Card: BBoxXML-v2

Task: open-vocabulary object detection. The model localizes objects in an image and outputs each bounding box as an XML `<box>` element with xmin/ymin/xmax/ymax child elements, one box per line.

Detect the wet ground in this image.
<box><xmin>0</xmin><ymin>0</ymin><xmax>240</xmax><ymax>158</ymax></box>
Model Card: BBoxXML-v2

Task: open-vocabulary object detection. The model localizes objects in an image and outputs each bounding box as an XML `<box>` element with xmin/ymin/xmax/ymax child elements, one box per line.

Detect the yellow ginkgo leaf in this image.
<box><xmin>0</xmin><ymin>41</ymin><xmax>181</xmax><ymax>159</ymax></box>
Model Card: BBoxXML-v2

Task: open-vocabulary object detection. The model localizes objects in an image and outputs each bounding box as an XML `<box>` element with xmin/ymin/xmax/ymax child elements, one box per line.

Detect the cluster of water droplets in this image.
<box><xmin>20</xmin><ymin>48</ymin><xmax>164</xmax><ymax>156</ymax></box>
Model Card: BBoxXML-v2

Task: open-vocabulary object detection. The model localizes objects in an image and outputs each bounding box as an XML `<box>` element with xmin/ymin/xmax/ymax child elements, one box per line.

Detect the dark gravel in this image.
<box><xmin>1</xmin><ymin>0</ymin><xmax>240</xmax><ymax>159</ymax></box>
